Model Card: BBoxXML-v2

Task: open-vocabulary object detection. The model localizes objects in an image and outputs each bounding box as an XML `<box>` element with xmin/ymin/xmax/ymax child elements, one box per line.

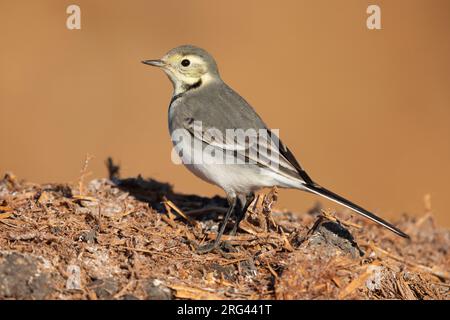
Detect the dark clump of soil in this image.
<box><xmin>0</xmin><ymin>163</ymin><xmax>448</xmax><ymax>300</ymax></box>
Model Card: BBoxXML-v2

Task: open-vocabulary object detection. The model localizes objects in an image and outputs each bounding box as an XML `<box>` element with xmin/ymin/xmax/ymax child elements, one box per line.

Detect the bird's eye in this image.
<box><xmin>181</xmin><ymin>59</ymin><xmax>190</xmax><ymax>67</ymax></box>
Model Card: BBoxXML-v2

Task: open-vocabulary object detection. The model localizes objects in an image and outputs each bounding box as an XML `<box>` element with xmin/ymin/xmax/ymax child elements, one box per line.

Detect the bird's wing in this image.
<box><xmin>177</xmin><ymin>82</ymin><xmax>314</xmax><ymax>185</ymax></box>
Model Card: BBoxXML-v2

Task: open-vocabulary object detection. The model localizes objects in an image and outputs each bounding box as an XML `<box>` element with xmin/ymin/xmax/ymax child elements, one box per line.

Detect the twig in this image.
<box><xmin>207</xmin><ymin>233</ymin><xmax>258</xmax><ymax>242</ymax></box>
<box><xmin>78</xmin><ymin>154</ymin><xmax>93</xmax><ymax>196</ymax></box>
<box><xmin>162</xmin><ymin>198</ymin><xmax>176</xmax><ymax>220</ymax></box>
<box><xmin>168</xmin><ymin>284</ymin><xmax>224</xmax><ymax>300</ymax></box>
<box><xmin>163</xmin><ymin>198</ymin><xmax>199</xmax><ymax>227</ymax></box>
<box><xmin>220</xmin><ymin>257</ymin><xmax>249</xmax><ymax>266</ymax></box>
<box><xmin>0</xmin><ymin>219</ymin><xmax>18</xmax><ymax>228</ymax></box>
<box><xmin>321</xmin><ymin>209</ymin><xmax>362</xmax><ymax>230</ymax></box>
<box><xmin>0</xmin><ymin>212</ymin><xmax>13</xmax><ymax>219</ymax></box>
<box><xmin>415</xmin><ymin>212</ymin><xmax>434</xmax><ymax>228</ymax></box>
<box><xmin>279</xmin><ymin>227</ymin><xmax>294</xmax><ymax>252</ymax></box>
<box><xmin>116</xmin><ymin>245</ymin><xmax>172</xmax><ymax>258</ymax></box>
<box><xmin>424</xmin><ymin>193</ymin><xmax>432</xmax><ymax>213</ymax></box>
<box><xmin>72</xmin><ymin>195</ymin><xmax>98</xmax><ymax>202</ymax></box>
<box><xmin>239</xmin><ymin>219</ymin><xmax>263</xmax><ymax>235</ymax></box>
<box><xmin>432</xmin><ymin>282</ymin><xmax>450</xmax><ymax>288</ymax></box>
<box><xmin>113</xmin><ymin>280</ymin><xmax>135</xmax><ymax>299</ymax></box>
<box><xmin>266</xmin><ymin>263</ymin><xmax>279</xmax><ymax>279</ymax></box>
<box><xmin>338</xmin><ymin>265</ymin><xmax>374</xmax><ymax>299</ymax></box>
<box><xmin>0</xmin><ymin>205</ymin><xmax>13</xmax><ymax>212</ymax></box>
<box><xmin>161</xmin><ymin>214</ymin><xmax>176</xmax><ymax>228</ymax></box>
<box><xmin>185</xmin><ymin>206</ymin><xmax>228</xmax><ymax>217</ymax></box>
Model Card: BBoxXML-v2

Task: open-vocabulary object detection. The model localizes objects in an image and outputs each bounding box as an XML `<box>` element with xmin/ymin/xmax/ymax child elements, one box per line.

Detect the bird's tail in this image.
<box><xmin>303</xmin><ymin>184</ymin><xmax>409</xmax><ymax>238</ymax></box>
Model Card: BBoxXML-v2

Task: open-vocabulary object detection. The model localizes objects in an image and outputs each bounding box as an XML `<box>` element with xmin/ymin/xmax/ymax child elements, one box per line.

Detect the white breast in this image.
<box><xmin>169</xmin><ymin>129</ymin><xmax>303</xmax><ymax>195</ymax></box>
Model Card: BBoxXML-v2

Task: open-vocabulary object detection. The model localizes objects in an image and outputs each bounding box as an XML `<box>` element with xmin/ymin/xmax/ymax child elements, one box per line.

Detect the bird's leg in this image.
<box><xmin>196</xmin><ymin>196</ymin><xmax>237</xmax><ymax>254</ymax></box>
<box><xmin>229</xmin><ymin>193</ymin><xmax>255</xmax><ymax>236</ymax></box>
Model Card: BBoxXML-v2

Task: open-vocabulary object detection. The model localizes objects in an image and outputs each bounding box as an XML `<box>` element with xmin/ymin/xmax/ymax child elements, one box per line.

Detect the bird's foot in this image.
<box><xmin>220</xmin><ymin>241</ymin><xmax>238</xmax><ymax>253</ymax></box>
<box><xmin>196</xmin><ymin>240</ymin><xmax>238</xmax><ymax>255</ymax></box>
<box><xmin>216</xmin><ymin>241</ymin><xmax>239</xmax><ymax>259</ymax></box>
<box><xmin>196</xmin><ymin>242</ymin><xmax>218</xmax><ymax>254</ymax></box>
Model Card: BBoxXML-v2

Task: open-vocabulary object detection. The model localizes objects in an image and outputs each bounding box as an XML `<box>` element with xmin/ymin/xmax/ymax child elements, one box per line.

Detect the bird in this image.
<box><xmin>142</xmin><ymin>45</ymin><xmax>409</xmax><ymax>253</ymax></box>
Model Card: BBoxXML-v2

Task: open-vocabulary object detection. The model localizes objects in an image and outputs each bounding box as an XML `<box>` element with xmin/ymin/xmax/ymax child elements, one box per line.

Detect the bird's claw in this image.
<box><xmin>196</xmin><ymin>242</ymin><xmax>218</xmax><ymax>254</ymax></box>
<box><xmin>196</xmin><ymin>240</ymin><xmax>238</xmax><ymax>255</ymax></box>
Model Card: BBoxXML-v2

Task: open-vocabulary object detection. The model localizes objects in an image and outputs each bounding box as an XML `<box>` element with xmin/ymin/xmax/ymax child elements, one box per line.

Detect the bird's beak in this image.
<box><xmin>141</xmin><ymin>59</ymin><xmax>166</xmax><ymax>68</ymax></box>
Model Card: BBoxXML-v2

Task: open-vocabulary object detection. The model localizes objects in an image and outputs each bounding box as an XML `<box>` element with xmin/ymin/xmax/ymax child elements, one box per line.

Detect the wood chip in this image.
<box><xmin>0</xmin><ymin>212</ymin><xmax>13</xmax><ymax>219</ymax></box>
<box><xmin>369</xmin><ymin>243</ymin><xmax>450</xmax><ymax>281</ymax></box>
<box><xmin>169</xmin><ymin>284</ymin><xmax>224</xmax><ymax>300</ymax></box>
<box><xmin>164</xmin><ymin>199</ymin><xmax>200</xmax><ymax>227</ymax></box>
<box><xmin>338</xmin><ymin>265</ymin><xmax>375</xmax><ymax>299</ymax></box>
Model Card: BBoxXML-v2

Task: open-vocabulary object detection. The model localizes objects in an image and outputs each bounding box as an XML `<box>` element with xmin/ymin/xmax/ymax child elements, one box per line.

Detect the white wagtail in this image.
<box><xmin>142</xmin><ymin>45</ymin><xmax>409</xmax><ymax>253</ymax></box>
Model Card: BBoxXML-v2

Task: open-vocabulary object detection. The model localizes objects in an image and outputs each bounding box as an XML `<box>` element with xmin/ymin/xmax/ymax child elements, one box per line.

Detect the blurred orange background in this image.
<box><xmin>1</xmin><ymin>1</ymin><xmax>449</xmax><ymax>226</ymax></box>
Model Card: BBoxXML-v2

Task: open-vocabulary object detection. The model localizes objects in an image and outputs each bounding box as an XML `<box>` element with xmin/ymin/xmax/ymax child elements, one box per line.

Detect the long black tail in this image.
<box><xmin>304</xmin><ymin>184</ymin><xmax>409</xmax><ymax>238</ymax></box>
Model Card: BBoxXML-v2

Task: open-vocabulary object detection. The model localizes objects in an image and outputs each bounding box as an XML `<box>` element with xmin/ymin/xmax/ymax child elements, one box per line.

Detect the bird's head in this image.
<box><xmin>142</xmin><ymin>45</ymin><xmax>220</xmax><ymax>94</ymax></box>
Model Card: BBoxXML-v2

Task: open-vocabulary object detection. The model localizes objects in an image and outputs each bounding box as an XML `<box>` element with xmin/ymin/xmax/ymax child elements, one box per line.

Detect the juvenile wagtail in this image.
<box><xmin>142</xmin><ymin>45</ymin><xmax>409</xmax><ymax>253</ymax></box>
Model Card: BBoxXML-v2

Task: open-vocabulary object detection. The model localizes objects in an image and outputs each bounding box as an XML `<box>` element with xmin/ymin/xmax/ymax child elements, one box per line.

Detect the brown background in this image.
<box><xmin>1</xmin><ymin>1</ymin><xmax>449</xmax><ymax>226</ymax></box>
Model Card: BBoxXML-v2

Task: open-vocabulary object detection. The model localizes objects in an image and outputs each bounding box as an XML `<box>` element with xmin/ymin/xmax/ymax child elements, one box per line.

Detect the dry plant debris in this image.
<box><xmin>0</xmin><ymin>163</ymin><xmax>448</xmax><ymax>300</ymax></box>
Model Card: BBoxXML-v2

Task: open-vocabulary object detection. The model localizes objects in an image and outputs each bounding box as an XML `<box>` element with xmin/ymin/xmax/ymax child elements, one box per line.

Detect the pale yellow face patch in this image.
<box><xmin>163</xmin><ymin>54</ymin><xmax>207</xmax><ymax>78</ymax></box>
<box><xmin>160</xmin><ymin>53</ymin><xmax>212</xmax><ymax>94</ymax></box>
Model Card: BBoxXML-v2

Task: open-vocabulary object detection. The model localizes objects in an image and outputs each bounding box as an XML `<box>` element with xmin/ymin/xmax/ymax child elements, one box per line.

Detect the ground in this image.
<box><xmin>0</xmin><ymin>160</ymin><xmax>448</xmax><ymax>300</ymax></box>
